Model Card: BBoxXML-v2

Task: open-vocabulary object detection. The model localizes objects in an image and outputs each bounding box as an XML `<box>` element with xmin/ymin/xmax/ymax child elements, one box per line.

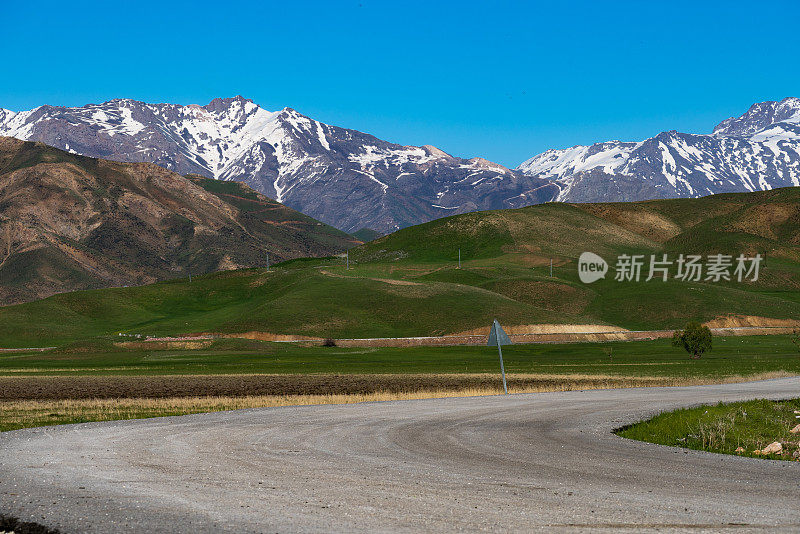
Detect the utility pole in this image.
<box><xmin>550</xmin><ymin>258</ymin><xmax>553</xmax><ymax>277</ymax></box>
<box><xmin>346</xmin><ymin>250</ymin><xmax>349</xmax><ymax>270</ymax></box>
<box><xmin>188</xmin><ymin>270</ymin><xmax>192</xmax><ymax>283</ymax></box>
<box><xmin>458</xmin><ymin>248</ymin><xmax>461</xmax><ymax>269</ymax></box>
<box><xmin>266</xmin><ymin>252</ymin><xmax>270</xmax><ymax>272</ymax></box>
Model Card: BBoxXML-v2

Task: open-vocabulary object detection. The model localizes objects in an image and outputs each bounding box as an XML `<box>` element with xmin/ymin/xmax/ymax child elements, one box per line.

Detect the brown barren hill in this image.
<box><xmin>0</xmin><ymin>137</ymin><xmax>357</xmax><ymax>304</ymax></box>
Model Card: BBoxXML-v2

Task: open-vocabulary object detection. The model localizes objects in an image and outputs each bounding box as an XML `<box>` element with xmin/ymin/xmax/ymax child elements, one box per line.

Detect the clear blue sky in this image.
<box><xmin>2</xmin><ymin>0</ymin><xmax>798</xmax><ymax>167</ymax></box>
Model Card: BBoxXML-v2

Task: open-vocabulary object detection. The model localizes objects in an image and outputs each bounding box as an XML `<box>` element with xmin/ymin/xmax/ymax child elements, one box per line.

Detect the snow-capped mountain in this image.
<box><xmin>518</xmin><ymin>97</ymin><xmax>800</xmax><ymax>202</ymax></box>
<box><xmin>4</xmin><ymin>96</ymin><xmax>797</xmax><ymax>231</ymax></box>
<box><xmin>0</xmin><ymin>97</ymin><xmax>558</xmax><ymax>233</ymax></box>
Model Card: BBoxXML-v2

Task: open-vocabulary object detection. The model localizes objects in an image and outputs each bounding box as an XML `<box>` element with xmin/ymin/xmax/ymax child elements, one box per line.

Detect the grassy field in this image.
<box><xmin>0</xmin><ymin>258</ymin><xmax>797</xmax><ymax>348</ymax></box>
<box><xmin>2</xmin><ymin>336</ymin><xmax>799</xmax><ymax>378</ymax></box>
<box><xmin>618</xmin><ymin>398</ymin><xmax>800</xmax><ymax>461</ymax></box>
<box><xmin>0</xmin><ymin>188</ymin><xmax>799</xmax><ymax>347</ymax></box>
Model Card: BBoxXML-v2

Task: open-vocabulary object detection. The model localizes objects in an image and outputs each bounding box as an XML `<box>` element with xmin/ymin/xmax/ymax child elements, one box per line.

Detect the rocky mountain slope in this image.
<box><xmin>2</xmin><ymin>96</ymin><xmax>798</xmax><ymax>232</ymax></box>
<box><xmin>518</xmin><ymin>97</ymin><xmax>800</xmax><ymax>202</ymax></box>
<box><xmin>0</xmin><ymin>97</ymin><xmax>558</xmax><ymax>233</ymax></box>
<box><xmin>0</xmin><ymin>137</ymin><xmax>355</xmax><ymax>304</ymax></box>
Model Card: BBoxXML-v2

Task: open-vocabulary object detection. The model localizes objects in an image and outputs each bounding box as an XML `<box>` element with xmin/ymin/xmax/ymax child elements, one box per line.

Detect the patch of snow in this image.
<box><xmin>315</xmin><ymin>121</ymin><xmax>330</xmax><ymax>151</ymax></box>
<box><xmin>352</xmin><ymin>169</ymin><xmax>388</xmax><ymax>193</ymax></box>
<box><xmin>118</xmin><ymin>107</ymin><xmax>146</xmax><ymax>136</ymax></box>
<box><xmin>518</xmin><ymin>143</ymin><xmax>633</xmax><ymax>179</ymax></box>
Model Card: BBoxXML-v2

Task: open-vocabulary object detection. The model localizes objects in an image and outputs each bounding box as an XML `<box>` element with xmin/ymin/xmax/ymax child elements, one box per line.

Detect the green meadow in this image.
<box><xmin>2</xmin><ymin>335</ymin><xmax>798</xmax><ymax>378</ymax></box>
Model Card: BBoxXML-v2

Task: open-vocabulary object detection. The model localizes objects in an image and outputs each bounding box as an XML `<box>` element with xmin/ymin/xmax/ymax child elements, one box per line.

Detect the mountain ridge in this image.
<box><xmin>0</xmin><ymin>97</ymin><xmax>558</xmax><ymax>233</ymax></box>
<box><xmin>0</xmin><ymin>137</ymin><xmax>355</xmax><ymax>304</ymax></box>
<box><xmin>2</xmin><ymin>97</ymin><xmax>799</xmax><ymax>233</ymax></box>
<box><xmin>517</xmin><ymin>97</ymin><xmax>800</xmax><ymax>202</ymax></box>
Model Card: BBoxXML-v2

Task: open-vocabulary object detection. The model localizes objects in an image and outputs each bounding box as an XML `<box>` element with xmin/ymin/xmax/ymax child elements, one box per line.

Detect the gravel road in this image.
<box><xmin>2</xmin><ymin>378</ymin><xmax>799</xmax><ymax>533</ymax></box>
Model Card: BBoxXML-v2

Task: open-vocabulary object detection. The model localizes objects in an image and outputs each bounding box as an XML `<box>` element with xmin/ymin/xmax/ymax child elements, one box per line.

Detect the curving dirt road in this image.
<box><xmin>2</xmin><ymin>378</ymin><xmax>800</xmax><ymax>533</ymax></box>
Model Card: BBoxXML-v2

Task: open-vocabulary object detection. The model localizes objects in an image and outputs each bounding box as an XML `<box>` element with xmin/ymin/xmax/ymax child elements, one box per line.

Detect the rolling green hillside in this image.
<box><xmin>355</xmin><ymin>187</ymin><xmax>800</xmax><ymax>264</ymax></box>
<box><xmin>0</xmin><ymin>266</ymin><xmax>569</xmax><ymax>347</ymax></box>
<box><xmin>0</xmin><ymin>187</ymin><xmax>799</xmax><ymax>347</ymax></box>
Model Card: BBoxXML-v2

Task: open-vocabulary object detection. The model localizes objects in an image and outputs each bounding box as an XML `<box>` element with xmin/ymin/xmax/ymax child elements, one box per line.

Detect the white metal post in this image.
<box><xmin>497</xmin><ymin>343</ymin><xmax>508</xmax><ymax>394</ymax></box>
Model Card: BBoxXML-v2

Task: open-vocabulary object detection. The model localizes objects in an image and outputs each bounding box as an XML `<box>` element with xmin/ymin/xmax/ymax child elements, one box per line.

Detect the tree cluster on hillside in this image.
<box><xmin>673</xmin><ymin>322</ymin><xmax>713</xmax><ymax>359</ymax></box>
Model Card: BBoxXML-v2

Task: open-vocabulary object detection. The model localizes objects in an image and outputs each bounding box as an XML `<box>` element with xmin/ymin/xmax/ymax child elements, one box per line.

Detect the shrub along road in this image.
<box><xmin>1</xmin><ymin>377</ymin><xmax>799</xmax><ymax>532</ymax></box>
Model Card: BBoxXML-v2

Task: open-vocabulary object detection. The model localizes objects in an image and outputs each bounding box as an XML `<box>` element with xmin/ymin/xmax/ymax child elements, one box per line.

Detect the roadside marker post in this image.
<box><xmin>487</xmin><ymin>319</ymin><xmax>512</xmax><ymax>394</ymax></box>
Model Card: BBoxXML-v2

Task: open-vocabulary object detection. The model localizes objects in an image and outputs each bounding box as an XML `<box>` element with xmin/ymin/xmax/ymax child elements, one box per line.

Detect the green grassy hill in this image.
<box><xmin>355</xmin><ymin>187</ymin><xmax>800</xmax><ymax>263</ymax></box>
<box><xmin>0</xmin><ymin>187</ymin><xmax>799</xmax><ymax>347</ymax></box>
<box><xmin>351</xmin><ymin>187</ymin><xmax>800</xmax><ymax>329</ymax></box>
<box><xmin>0</xmin><ymin>266</ymin><xmax>568</xmax><ymax>347</ymax></box>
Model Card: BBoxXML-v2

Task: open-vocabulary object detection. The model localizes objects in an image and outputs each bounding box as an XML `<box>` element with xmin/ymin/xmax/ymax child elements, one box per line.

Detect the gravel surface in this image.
<box><xmin>1</xmin><ymin>378</ymin><xmax>799</xmax><ymax>533</ymax></box>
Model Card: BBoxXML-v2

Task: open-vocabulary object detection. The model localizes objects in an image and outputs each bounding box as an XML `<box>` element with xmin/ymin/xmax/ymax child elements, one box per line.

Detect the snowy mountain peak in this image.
<box><xmin>0</xmin><ymin>97</ymin><xmax>553</xmax><ymax>233</ymax></box>
<box><xmin>518</xmin><ymin>97</ymin><xmax>800</xmax><ymax>203</ymax></box>
<box><xmin>466</xmin><ymin>157</ymin><xmax>511</xmax><ymax>173</ymax></box>
<box><xmin>420</xmin><ymin>145</ymin><xmax>451</xmax><ymax>158</ymax></box>
<box><xmin>6</xmin><ymin>96</ymin><xmax>795</xmax><ymax>233</ymax></box>
<box><xmin>204</xmin><ymin>96</ymin><xmax>263</xmax><ymax>119</ymax></box>
<box><xmin>206</xmin><ymin>95</ymin><xmax>254</xmax><ymax>107</ymax></box>
<box><xmin>713</xmin><ymin>97</ymin><xmax>800</xmax><ymax>137</ymax></box>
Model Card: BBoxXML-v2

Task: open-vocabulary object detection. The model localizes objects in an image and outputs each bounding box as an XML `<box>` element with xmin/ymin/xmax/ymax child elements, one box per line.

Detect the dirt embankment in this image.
<box><xmin>333</xmin><ymin>319</ymin><xmax>798</xmax><ymax>348</ymax></box>
<box><xmin>703</xmin><ymin>315</ymin><xmax>800</xmax><ymax>329</ymax></box>
<box><xmin>203</xmin><ymin>324</ymin><xmax>638</xmax><ymax>348</ymax></box>
<box><xmin>158</xmin><ymin>316</ymin><xmax>800</xmax><ymax>350</ymax></box>
<box><xmin>453</xmin><ymin>324</ymin><xmax>628</xmax><ymax>336</ymax></box>
<box><xmin>217</xmin><ymin>331</ymin><xmax>323</xmax><ymax>342</ymax></box>
<box><xmin>332</xmin><ymin>330</ymin><xmax>665</xmax><ymax>347</ymax></box>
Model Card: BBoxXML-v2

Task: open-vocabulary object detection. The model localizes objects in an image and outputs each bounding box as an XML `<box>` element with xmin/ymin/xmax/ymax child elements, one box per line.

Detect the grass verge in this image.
<box><xmin>617</xmin><ymin>398</ymin><xmax>800</xmax><ymax>461</ymax></box>
<box><xmin>3</xmin><ymin>335</ymin><xmax>800</xmax><ymax>378</ymax></box>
